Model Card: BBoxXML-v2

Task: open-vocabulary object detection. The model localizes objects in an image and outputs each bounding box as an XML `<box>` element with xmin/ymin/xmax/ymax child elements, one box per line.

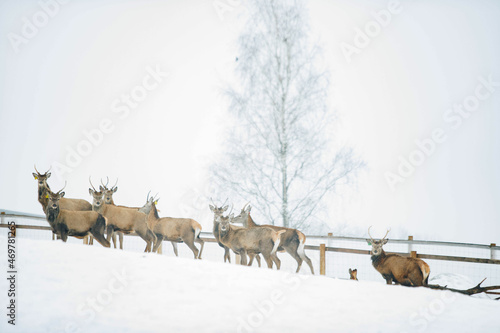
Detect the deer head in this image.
<box><xmin>100</xmin><ymin>177</ymin><xmax>118</xmax><ymax>204</ymax></box>
<box><xmin>209</xmin><ymin>198</ymin><xmax>229</xmax><ymax>217</ymax></box>
<box><xmin>47</xmin><ymin>183</ymin><xmax>66</xmax><ymax>210</ymax></box>
<box><xmin>366</xmin><ymin>226</ymin><xmax>390</xmax><ymax>256</ymax></box>
<box><xmin>139</xmin><ymin>191</ymin><xmax>160</xmax><ymax>215</ymax></box>
<box><xmin>349</xmin><ymin>268</ymin><xmax>358</xmax><ymax>281</ymax></box>
<box><xmin>216</xmin><ymin>213</ymin><xmax>234</xmax><ymax>236</ymax></box>
<box><xmin>89</xmin><ymin>177</ymin><xmax>104</xmax><ymax>208</ymax></box>
<box><xmin>233</xmin><ymin>202</ymin><xmax>251</xmax><ymax>224</ymax></box>
<box><xmin>33</xmin><ymin>165</ymin><xmax>51</xmax><ymax>189</ymax></box>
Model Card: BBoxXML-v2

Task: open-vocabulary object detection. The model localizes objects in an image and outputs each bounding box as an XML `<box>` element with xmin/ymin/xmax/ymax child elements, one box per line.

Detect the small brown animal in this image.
<box><xmin>349</xmin><ymin>268</ymin><xmax>358</xmax><ymax>281</ymax></box>
<box><xmin>367</xmin><ymin>227</ymin><xmax>430</xmax><ymax>286</ymax></box>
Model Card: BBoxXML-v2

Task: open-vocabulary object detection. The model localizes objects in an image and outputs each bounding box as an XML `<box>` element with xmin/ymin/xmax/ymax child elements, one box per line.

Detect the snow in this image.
<box><xmin>1</xmin><ymin>236</ymin><xmax>500</xmax><ymax>333</ymax></box>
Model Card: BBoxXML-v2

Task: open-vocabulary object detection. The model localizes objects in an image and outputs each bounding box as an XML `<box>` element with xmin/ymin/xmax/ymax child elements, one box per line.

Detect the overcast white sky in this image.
<box><xmin>0</xmin><ymin>0</ymin><xmax>499</xmax><ymax>244</ymax></box>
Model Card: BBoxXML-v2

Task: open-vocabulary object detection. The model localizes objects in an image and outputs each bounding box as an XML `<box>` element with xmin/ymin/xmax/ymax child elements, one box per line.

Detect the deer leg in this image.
<box><xmin>111</xmin><ymin>232</ymin><xmax>117</xmax><ymax>249</ymax></box>
<box><xmin>295</xmin><ymin>243</ymin><xmax>314</xmax><ymax>274</ymax></box>
<box><xmin>90</xmin><ymin>216</ymin><xmax>110</xmax><ymax>248</ymax></box>
<box><xmin>382</xmin><ymin>274</ymin><xmax>393</xmax><ymax>285</ymax></box>
<box><xmin>248</xmin><ymin>253</ymin><xmax>255</xmax><ymax>266</ymax></box>
<box><xmin>195</xmin><ymin>236</ymin><xmax>204</xmax><ymax>260</ymax></box>
<box><xmin>239</xmin><ymin>250</ymin><xmax>248</xmax><ymax>266</ymax></box>
<box><xmin>171</xmin><ymin>241</ymin><xmax>179</xmax><ymax>256</ymax></box>
<box><xmin>90</xmin><ymin>230</ymin><xmax>111</xmax><ymax>248</ymax></box>
<box><xmin>224</xmin><ymin>246</ymin><xmax>231</xmax><ymax>263</ymax></box>
<box><xmin>153</xmin><ymin>234</ymin><xmax>164</xmax><ymax>253</ymax></box>
<box><xmin>106</xmin><ymin>225</ymin><xmax>115</xmax><ymax>244</ymax></box>
<box><xmin>118</xmin><ymin>232</ymin><xmax>123</xmax><ymax>250</ymax></box>
<box><xmin>256</xmin><ymin>254</ymin><xmax>261</xmax><ymax>267</ymax></box>
<box><xmin>262</xmin><ymin>253</ymin><xmax>273</xmax><ymax>268</ymax></box>
<box><xmin>184</xmin><ymin>238</ymin><xmax>200</xmax><ymax>259</ymax></box>
<box><xmin>271</xmin><ymin>253</ymin><xmax>281</xmax><ymax>270</ymax></box>
<box><xmin>59</xmin><ymin>225</ymin><xmax>68</xmax><ymax>242</ymax></box>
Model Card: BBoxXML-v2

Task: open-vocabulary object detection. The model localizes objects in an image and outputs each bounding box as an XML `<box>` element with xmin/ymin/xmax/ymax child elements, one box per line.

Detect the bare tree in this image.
<box><xmin>211</xmin><ymin>0</ymin><xmax>363</xmax><ymax>230</ymax></box>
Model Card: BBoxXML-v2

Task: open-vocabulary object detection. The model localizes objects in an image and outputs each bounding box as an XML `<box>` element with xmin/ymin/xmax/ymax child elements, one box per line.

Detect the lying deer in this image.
<box><xmin>89</xmin><ymin>179</ymin><xmax>156</xmax><ymax>252</ymax></box>
<box><xmin>367</xmin><ymin>227</ymin><xmax>430</xmax><ymax>286</ymax></box>
<box><xmin>44</xmin><ymin>185</ymin><xmax>110</xmax><ymax>247</ymax></box>
<box><xmin>209</xmin><ymin>201</ymin><xmax>261</xmax><ymax>266</ymax></box>
<box><xmin>139</xmin><ymin>197</ymin><xmax>204</xmax><ymax>259</ymax></box>
<box><xmin>233</xmin><ymin>203</ymin><xmax>314</xmax><ymax>274</ymax></box>
<box><xmin>217</xmin><ymin>214</ymin><xmax>285</xmax><ymax>269</ymax></box>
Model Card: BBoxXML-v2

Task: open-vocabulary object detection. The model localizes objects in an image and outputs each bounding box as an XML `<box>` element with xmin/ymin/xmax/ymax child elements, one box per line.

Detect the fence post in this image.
<box><xmin>320</xmin><ymin>243</ymin><xmax>326</xmax><ymax>275</ymax></box>
<box><xmin>0</xmin><ymin>211</ymin><xmax>5</xmax><ymax>225</ymax></box>
<box><xmin>408</xmin><ymin>235</ymin><xmax>413</xmax><ymax>254</ymax></box>
<box><xmin>410</xmin><ymin>250</ymin><xmax>417</xmax><ymax>258</ymax></box>
<box><xmin>491</xmin><ymin>243</ymin><xmax>496</xmax><ymax>260</ymax></box>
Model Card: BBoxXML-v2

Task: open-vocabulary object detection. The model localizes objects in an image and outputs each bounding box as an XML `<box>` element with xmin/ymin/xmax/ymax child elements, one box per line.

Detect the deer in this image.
<box><xmin>367</xmin><ymin>227</ymin><xmax>430</xmax><ymax>286</ymax></box>
<box><xmin>139</xmin><ymin>197</ymin><xmax>204</xmax><ymax>259</ymax></box>
<box><xmin>33</xmin><ymin>166</ymin><xmax>93</xmax><ymax>243</ymax></box>
<box><xmin>349</xmin><ymin>268</ymin><xmax>358</xmax><ymax>281</ymax></box>
<box><xmin>99</xmin><ymin>177</ymin><xmax>125</xmax><ymax>249</ymax></box>
<box><xmin>44</xmin><ymin>184</ymin><xmax>110</xmax><ymax>247</ymax></box>
<box><xmin>233</xmin><ymin>203</ymin><xmax>314</xmax><ymax>274</ymax></box>
<box><xmin>209</xmin><ymin>200</ymin><xmax>261</xmax><ymax>266</ymax></box>
<box><xmin>216</xmin><ymin>213</ymin><xmax>285</xmax><ymax>269</ymax></box>
<box><xmin>89</xmin><ymin>178</ymin><xmax>156</xmax><ymax>252</ymax></box>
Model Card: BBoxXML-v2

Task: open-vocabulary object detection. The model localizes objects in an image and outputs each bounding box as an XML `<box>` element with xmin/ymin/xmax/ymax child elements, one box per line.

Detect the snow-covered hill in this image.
<box><xmin>1</xmin><ymin>236</ymin><xmax>499</xmax><ymax>333</ymax></box>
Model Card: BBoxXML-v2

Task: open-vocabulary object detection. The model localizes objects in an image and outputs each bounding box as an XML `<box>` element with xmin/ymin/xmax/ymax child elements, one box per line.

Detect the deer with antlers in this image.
<box><xmin>44</xmin><ymin>184</ymin><xmax>110</xmax><ymax>247</ymax></box>
<box><xmin>139</xmin><ymin>196</ymin><xmax>204</xmax><ymax>259</ymax></box>
<box><xmin>209</xmin><ymin>200</ymin><xmax>261</xmax><ymax>266</ymax></box>
<box><xmin>99</xmin><ymin>177</ymin><xmax>125</xmax><ymax>249</ymax></box>
<box><xmin>89</xmin><ymin>177</ymin><xmax>156</xmax><ymax>252</ymax></box>
<box><xmin>233</xmin><ymin>203</ymin><xmax>314</xmax><ymax>274</ymax></box>
<box><xmin>33</xmin><ymin>166</ymin><xmax>93</xmax><ymax>243</ymax></box>
<box><xmin>367</xmin><ymin>227</ymin><xmax>430</xmax><ymax>286</ymax></box>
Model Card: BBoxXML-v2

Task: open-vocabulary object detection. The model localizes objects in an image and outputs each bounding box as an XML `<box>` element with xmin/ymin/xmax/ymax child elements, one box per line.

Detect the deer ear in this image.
<box><xmin>349</xmin><ymin>268</ymin><xmax>352</xmax><ymax>274</ymax></box>
<box><xmin>99</xmin><ymin>185</ymin><xmax>104</xmax><ymax>191</ymax></box>
<box><xmin>113</xmin><ymin>187</ymin><xmax>118</xmax><ymax>193</ymax></box>
<box><xmin>383</xmin><ymin>239</ymin><xmax>389</xmax><ymax>244</ymax></box>
<box><xmin>366</xmin><ymin>239</ymin><xmax>372</xmax><ymax>245</ymax></box>
<box><xmin>32</xmin><ymin>173</ymin><xmax>38</xmax><ymax>179</ymax></box>
<box><xmin>222</xmin><ymin>205</ymin><xmax>228</xmax><ymax>212</ymax></box>
<box><xmin>209</xmin><ymin>205</ymin><xmax>215</xmax><ymax>211</ymax></box>
<box><xmin>89</xmin><ymin>188</ymin><xmax>93</xmax><ymax>195</ymax></box>
<box><xmin>46</xmin><ymin>172</ymin><xmax>51</xmax><ymax>178</ymax></box>
<box><xmin>59</xmin><ymin>192</ymin><xmax>65</xmax><ymax>198</ymax></box>
<box><xmin>247</xmin><ymin>205</ymin><xmax>252</xmax><ymax>212</ymax></box>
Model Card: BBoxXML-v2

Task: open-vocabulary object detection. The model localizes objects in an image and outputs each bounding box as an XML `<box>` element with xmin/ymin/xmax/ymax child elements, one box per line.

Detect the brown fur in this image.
<box><xmin>45</xmin><ymin>190</ymin><xmax>110</xmax><ymax>247</ymax></box>
<box><xmin>217</xmin><ymin>215</ymin><xmax>284</xmax><ymax>269</ymax></box>
<box><xmin>145</xmin><ymin>202</ymin><xmax>204</xmax><ymax>259</ymax></box>
<box><xmin>349</xmin><ymin>268</ymin><xmax>358</xmax><ymax>281</ymax></box>
<box><xmin>234</xmin><ymin>205</ymin><xmax>314</xmax><ymax>274</ymax></box>
<box><xmin>90</xmin><ymin>189</ymin><xmax>156</xmax><ymax>252</ymax></box>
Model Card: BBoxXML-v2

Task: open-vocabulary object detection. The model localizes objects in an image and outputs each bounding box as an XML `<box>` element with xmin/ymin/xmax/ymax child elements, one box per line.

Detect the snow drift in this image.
<box><xmin>1</xmin><ymin>236</ymin><xmax>499</xmax><ymax>333</ymax></box>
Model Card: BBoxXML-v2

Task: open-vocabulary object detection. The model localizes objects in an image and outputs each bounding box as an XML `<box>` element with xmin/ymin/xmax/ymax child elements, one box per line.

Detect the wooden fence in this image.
<box><xmin>1</xmin><ymin>212</ymin><xmax>499</xmax><ymax>277</ymax></box>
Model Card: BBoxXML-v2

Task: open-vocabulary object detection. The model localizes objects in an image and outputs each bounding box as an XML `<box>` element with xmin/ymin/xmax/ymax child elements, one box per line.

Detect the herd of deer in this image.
<box><xmin>33</xmin><ymin>166</ymin><xmax>431</xmax><ymax>284</ymax></box>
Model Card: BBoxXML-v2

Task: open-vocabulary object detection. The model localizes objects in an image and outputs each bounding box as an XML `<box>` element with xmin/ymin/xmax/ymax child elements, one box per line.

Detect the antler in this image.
<box><xmin>147</xmin><ymin>190</ymin><xmax>151</xmax><ymax>201</ymax></box>
<box><xmin>89</xmin><ymin>176</ymin><xmax>98</xmax><ymax>192</ymax></box>
<box><xmin>210</xmin><ymin>197</ymin><xmax>216</xmax><ymax>206</ymax></box>
<box><xmin>242</xmin><ymin>201</ymin><xmax>250</xmax><ymax>210</ymax></box>
<box><xmin>381</xmin><ymin>228</ymin><xmax>391</xmax><ymax>241</ymax></box>
<box><xmin>222</xmin><ymin>198</ymin><xmax>228</xmax><ymax>207</ymax></box>
<box><xmin>101</xmin><ymin>176</ymin><xmax>110</xmax><ymax>189</ymax></box>
<box><xmin>56</xmin><ymin>181</ymin><xmax>67</xmax><ymax>195</ymax></box>
<box><xmin>112</xmin><ymin>178</ymin><xmax>118</xmax><ymax>189</ymax></box>
<box><xmin>34</xmin><ymin>164</ymin><xmax>40</xmax><ymax>174</ymax></box>
<box><xmin>368</xmin><ymin>226</ymin><xmax>375</xmax><ymax>241</ymax></box>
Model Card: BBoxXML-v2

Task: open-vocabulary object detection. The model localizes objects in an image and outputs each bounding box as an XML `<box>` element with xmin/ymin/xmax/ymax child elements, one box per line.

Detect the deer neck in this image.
<box><xmin>370</xmin><ymin>249</ymin><xmax>387</xmax><ymax>267</ymax></box>
<box><xmin>147</xmin><ymin>207</ymin><xmax>159</xmax><ymax>229</ymax></box>
<box><xmin>247</xmin><ymin>214</ymin><xmax>258</xmax><ymax>227</ymax></box>
<box><xmin>38</xmin><ymin>186</ymin><xmax>49</xmax><ymax>209</ymax></box>
<box><xmin>45</xmin><ymin>205</ymin><xmax>59</xmax><ymax>225</ymax></box>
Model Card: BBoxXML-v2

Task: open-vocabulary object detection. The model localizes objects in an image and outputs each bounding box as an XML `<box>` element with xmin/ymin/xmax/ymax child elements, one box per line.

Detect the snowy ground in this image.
<box><xmin>1</xmin><ymin>236</ymin><xmax>500</xmax><ymax>333</ymax></box>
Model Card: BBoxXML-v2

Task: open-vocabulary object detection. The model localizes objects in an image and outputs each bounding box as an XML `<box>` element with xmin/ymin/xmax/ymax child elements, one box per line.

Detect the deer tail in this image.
<box><xmin>271</xmin><ymin>230</ymin><xmax>286</xmax><ymax>254</ymax></box>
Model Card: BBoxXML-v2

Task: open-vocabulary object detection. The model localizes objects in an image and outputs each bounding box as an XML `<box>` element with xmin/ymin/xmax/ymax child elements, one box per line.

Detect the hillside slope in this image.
<box><xmin>1</xmin><ymin>236</ymin><xmax>499</xmax><ymax>333</ymax></box>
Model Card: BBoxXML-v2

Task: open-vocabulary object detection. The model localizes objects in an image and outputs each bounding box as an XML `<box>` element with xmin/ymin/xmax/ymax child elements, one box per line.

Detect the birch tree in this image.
<box><xmin>211</xmin><ymin>0</ymin><xmax>363</xmax><ymax>230</ymax></box>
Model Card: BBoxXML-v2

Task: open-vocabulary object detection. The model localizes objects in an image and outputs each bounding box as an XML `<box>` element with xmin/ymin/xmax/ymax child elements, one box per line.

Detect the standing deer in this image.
<box><xmin>33</xmin><ymin>166</ymin><xmax>93</xmax><ymax>243</ymax></box>
<box><xmin>209</xmin><ymin>200</ymin><xmax>261</xmax><ymax>266</ymax></box>
<box><xmin>139</xmin><ymin>197</ymin><xmax>204</xmax><ymax>259</ymax></box>
<box><xmin>367</xmin><ymin>227</ymin><xmax>430</xmax><ymax>286</ymax></box>
<box><xmin>99</xmin><ymin>177</ymin><xmax>124</xmax><ymax>249</ymax></box>
<box><xmin>44</xmin><ymin>185</ymin><xmax>110</xmax><ymax>247</ymax></box>
<box><xmin>233</xmin><ymin>203</ymin><xmax>314</xmax><ymax>274</ymax></box>
<box><xmin>89</xmin><ymin>178</ymin><xmax>156</xmax><ymax>252</ymax></box>
<box><xmin>217</xmin><ymin>214</ymin><xmax>284</xmax><ymax>269</ymax></box>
